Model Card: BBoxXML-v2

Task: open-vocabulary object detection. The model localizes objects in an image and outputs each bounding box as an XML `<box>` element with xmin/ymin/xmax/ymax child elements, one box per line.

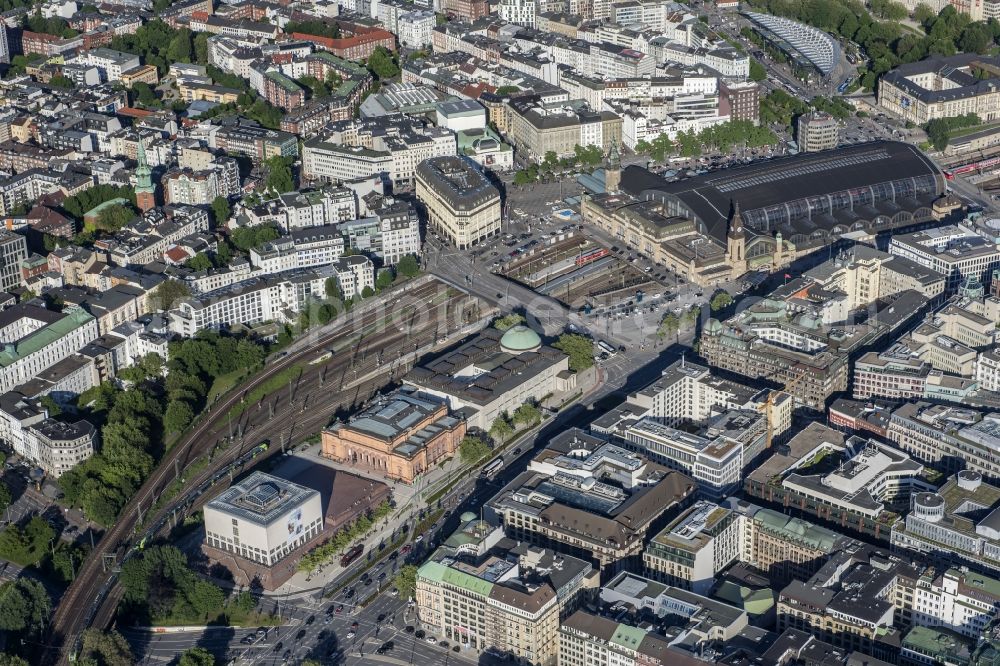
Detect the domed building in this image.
<box><xmin>402</xmin><ymin>321</ymin><xmax>575</xmax><ymax>430</ymax></box>
<box><xmin>500</xmin><ymin>325</ymin><xmax>542</xmax><ymax>354</ymax></box>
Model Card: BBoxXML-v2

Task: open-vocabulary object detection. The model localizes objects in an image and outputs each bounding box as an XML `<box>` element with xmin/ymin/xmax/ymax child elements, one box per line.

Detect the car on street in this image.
<box><xmin>347</xmin><ymin>631</ymin><xmax>356</xmax><ymax>639</ymax></box>
<box><xmin>306</xmin><ymin>615</ymin><xmax>315</xmax><ymax>625</ymax></box>
<box><xmin>296</xmin><ymin>629</ymin><xmax>306</xmax><ymax>640</ymax></box>
<box><xmin>377</xmin><ymin>613</ymin><xmax>387</xmax><ymax>623</ymax></box>
<box><xmin>273</xmin><ymin>642</ymin><xmax>283</xmax><ymax>652</ymax></box>
<box><xmin>351</xmin><ymin>621</ymin><xmax>359</xmax><ymax>629</ymax></box>
<box><xmin>335</xmin><ymin>605</ymin><xmax>343</xmax><ymax>614</ymax></box>
<box><xmin>426</xmin><ymin>637</ymin><xmax>437</xmax><ymax>644</ymax></box>
<box><xmin>405</xmin><ymin>625</ymin><xmax>415</xmax><ymax>633</ymax></box>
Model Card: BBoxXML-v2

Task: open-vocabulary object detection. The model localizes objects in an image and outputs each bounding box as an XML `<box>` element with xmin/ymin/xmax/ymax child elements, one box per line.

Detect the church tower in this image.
<box><xmin>134</xmin><ymin>138</ymin><xmax>156</xmax><ymax>212</ymax></box>
<box><xmin>726</xmin><ymin>200</ymin><xmax>746</xmax><ymax>270</ymax></box>
<box><xmin>604</xmin><ymin>138</ymin><xmax>621</xmax><ymax>193</ymax></box>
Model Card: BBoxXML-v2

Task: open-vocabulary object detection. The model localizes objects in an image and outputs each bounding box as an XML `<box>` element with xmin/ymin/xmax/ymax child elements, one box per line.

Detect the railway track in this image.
<box><xmin>43</xmin><ymin>281</ymin><xmax>474</xmax><ymax>665</ymax></box>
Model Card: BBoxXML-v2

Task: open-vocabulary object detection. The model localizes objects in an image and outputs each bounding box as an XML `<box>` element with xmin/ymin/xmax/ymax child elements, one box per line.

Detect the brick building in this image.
<box><xmin>321</xmin><ymin>388</ymin><xmax>466</xmax><ymax>484</ymax></box>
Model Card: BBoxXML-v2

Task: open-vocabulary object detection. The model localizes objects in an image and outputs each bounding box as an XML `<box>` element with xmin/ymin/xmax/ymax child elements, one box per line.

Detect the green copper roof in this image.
<box><xmin>135</xmin><ymin>138</ymin><xmax>153</xmax><ymax>193</ymax></box>
<box><xmin>753</xmin><ymin>508</ymin><xmax>839</xmax><ymax>552</ymax></box>
<box><xmin>417</xmin><ymin>561</ymin><xmax>494</xmax><ymax>598</ymax></box>
<box><xmin>610</xmin><ymin>624</ymin><xmax>646</xmax><ymax>651</ymax></box>
<box><xmin>499</xmin><ymin>325</ymin><xmax>541</xmax><ymax>352</ymax></box>
<box><xmin>0</xmin><ymin>307</ymin><xmax>95</xmax><ymax>367</ymax></box>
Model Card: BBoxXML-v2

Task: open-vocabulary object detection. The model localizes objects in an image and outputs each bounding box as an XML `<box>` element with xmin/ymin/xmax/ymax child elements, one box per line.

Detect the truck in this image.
<box><xmin>340</xmin><ymin>544</ymin><xmax>364</xmax><ymax>567</ymax></box>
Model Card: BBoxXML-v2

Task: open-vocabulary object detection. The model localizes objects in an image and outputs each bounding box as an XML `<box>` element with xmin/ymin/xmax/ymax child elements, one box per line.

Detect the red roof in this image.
<box><xmin>117</xmin><ymin>106</ymin><xmax>155</xmax><ymax>118</ymax></box>
<box><xmin>164</xmin><ymin>246</ymin><xmax>191</xmax><ymax>264</ymax></box>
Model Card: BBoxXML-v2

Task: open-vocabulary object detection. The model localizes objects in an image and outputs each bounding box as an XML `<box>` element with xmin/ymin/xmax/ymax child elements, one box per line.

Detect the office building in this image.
<box><xmin>797</xmin><ymin>111</ymin><xmax>839</xmax><ymax>152</ymax></box>
<box><xmin>890</xmin><ymin>225</ymin><xmax>1000</xmax><ymax>292</ymax></box>
<box><xmin>892</xmin><ymin>470</ymin><xmax>1000</xmax><ymax>576</ymax></box>
<box><xmin>887</xmin><ymin>402</ymin><xmax>1000</xmax><ymax>480</ymax></box>
<box><xmin>0</xmin><ymin>305</ymin><xmax>98</xmax><ymax>395</ymax></box>
<box><xmin>415</xmin><ymin>155</ymin><xmax>500</xmax><ymax>250</ymax></box>
<box><xmin>488</xmin><ymin>428</ymin><xmax>696</xmax><ymax>568</ymax></box>
<box><xmin>643</xmin><ymin>500</ymin><xmax>741</xmax><ymax>594</ymax></box>
<box><xmin>507</xmin><ymin>96</ymin><xmax>622</xmax><ymax>163</ymax></box>
<box><xmin>745</xmin><ymin>422</ymin><xmax>928</xmax><ymax>541</ymax></box>
<box><xmin>416</xmin><ymin>530</ymin><xmax>597</xmax><ymax>665</ymax></box>
<box><xmin>878</xmin><ymin>54</ymin><xmax>1000</xmax><ymax>125</ymax></box>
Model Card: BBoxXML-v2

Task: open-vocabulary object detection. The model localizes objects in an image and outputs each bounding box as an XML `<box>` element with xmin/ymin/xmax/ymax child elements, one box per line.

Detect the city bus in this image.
<box><xmin>481</xmin><ymin>457</ymin><xmax>504</xmax><ymax>480</ymax></box>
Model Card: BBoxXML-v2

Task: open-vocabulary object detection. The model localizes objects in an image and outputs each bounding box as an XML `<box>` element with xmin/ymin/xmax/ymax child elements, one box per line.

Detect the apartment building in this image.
<box><xmin>249</xmin><ymin>225</ymin><xmax>345</xmax><ymax>275</ymax></box>
<box><xmin>169</xmin><ymin>260</ymin><xmax>372</xmax><ymax>336</ymax></box>
<box><xmin>0</xmin><ymin>231</ymin><xmax>27</xmax><ymax>292</ymax></box>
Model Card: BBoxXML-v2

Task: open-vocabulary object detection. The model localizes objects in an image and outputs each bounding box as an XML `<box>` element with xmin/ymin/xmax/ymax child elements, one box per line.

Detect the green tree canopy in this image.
<box><xmin>552</xmin><ymin>333</ymin><xmax>594</xmax><ymax>372</ymax></box>
<box><xmin>264</xmin><ymin>156</ymin><xmax>295</xmax><ymax>194</ymax></box>
<box><xmin>367</xmin><ymin>46</ymin><xmax>400</xmax><ymax>79</ymax></box>
<box><xmin>396</xmin><ymin>254</ymin><xmax>420</xmax><ymax>278</ymax></box>
<box><xmin>512</xmin><ymin>402</ymin><xmax>541</xmax><ymax>426</ymax></box>
<box><xmin>394</xmin><ymin>564</ymin><xmax>418</xmax><ymax>599</ymax></box>
<box><xmin>494</xmin><ymin>313</ymin><xmax>525</xmax><ymax>331</ymax></box>
<box><xmin>211</xmin><ymin>196</ymin><xmax>231</xmax><ymax>227</ymax></box>
<box><xmin>78</xmin><ymin>629</ymin><xmax>134</xmax><ymax>666</ymax></box>
<box><xmin>458</xmin><ymin>435</ymin><xmax>490</xmax><ymax>463</ymax></box>
<box><xmin>151</xmin><ymin>279</ymin><xmax>192</xmax><ymax>311</ymax></box>
<box><xmin>710</xmin><ymin>291</ymin><xmax>733</xmax><ymax>312</ymax></box>
<box><xmin>178</xmin><ymin>648</ymin><xmax>216</xmax><ymax>666</ymax></box>
<box><xmin>489</xmin><ymin>416</ymin><xmax>514</xmax><ymax>442</ymax></box>
<box><xmin>0</xmin><ymin>578</ymin><xmax>50</xmax><ymax>636</ymax></box>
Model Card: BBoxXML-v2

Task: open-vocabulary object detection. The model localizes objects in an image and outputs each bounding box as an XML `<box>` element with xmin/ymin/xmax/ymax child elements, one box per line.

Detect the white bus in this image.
<box><xmin>481</xmin><ymin>457</ymin><xmax>504</xmax><ymax>479</ymax></box>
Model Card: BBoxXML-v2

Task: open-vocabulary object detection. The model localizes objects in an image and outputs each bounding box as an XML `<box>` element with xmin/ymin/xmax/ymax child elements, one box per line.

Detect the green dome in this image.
<box><xmin>705</xmin><ymin>318</ymin><xmax>723</xmax><ymax>335</ymax></box>
<box><xmin>500</xmin><ymin>325</ymin><xmax>542</xmax><ymax>353</ymax></box>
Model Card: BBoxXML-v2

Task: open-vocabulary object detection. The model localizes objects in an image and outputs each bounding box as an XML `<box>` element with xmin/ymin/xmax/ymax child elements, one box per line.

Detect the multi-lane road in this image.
<box><xmin>44</xmin><ymin>279</ymin><xmax>484</xmax><ymax>666</ymax></box>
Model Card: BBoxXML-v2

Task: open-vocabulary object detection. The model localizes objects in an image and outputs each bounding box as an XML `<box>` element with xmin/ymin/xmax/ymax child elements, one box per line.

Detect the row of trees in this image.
<box><xmin>514</xmin><ymin>145</ymin><xmax>606</xmax><ymax>184</ymax></box>
<box><xmin>926</xmin><ymin>112</ymin><xmax>981</xmax><ymax>150</ymax></box>
<box><xmin>58</xmin><ymin>376</ymin><xmax>163</xmax><ymax>526</ymax></box>
<box><xmin>297</xmin><ymin>500</ymin><xmax>393</xmax><ymax>573</ymax></box>
<box><xmin>488</xmin><ymin>402</ymin><xmax>542</xmax><ymax>442</ymax></box>
<box><xmin>635</xmin><ymin>120</ymin><xmax>778</xmax><ymax>160</ymax></box>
